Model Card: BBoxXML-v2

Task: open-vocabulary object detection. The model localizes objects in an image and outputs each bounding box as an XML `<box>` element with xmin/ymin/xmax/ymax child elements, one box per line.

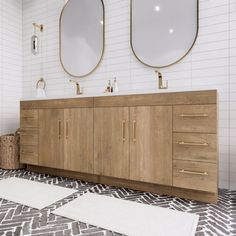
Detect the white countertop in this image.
<box><xmin>20</xmin><ymin>88</ymin><xmax>215</xmax><ymax>101</ymax></box>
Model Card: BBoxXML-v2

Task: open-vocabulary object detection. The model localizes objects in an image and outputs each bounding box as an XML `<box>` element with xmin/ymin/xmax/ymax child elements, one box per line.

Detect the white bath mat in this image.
<box><xmin>0</xmin><ymin>177</ymin><xmax>77</xmax><ymax>209</ymax></box>
<box><xmin>53</xmin><ymin>193</ymin><xmax>199</xmax><ymax>236</ymax></box>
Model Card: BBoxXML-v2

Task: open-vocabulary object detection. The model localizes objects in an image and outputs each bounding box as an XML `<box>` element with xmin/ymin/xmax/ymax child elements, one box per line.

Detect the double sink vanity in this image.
<box><xmin>20</xmin><ymin>89</ymin><xmax>218</xmax><ymax>203</ymax></box>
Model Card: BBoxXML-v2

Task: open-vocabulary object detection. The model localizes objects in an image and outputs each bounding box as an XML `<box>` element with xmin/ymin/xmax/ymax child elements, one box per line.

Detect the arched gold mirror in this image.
<box><xmin>60</xmin><ymin>0</ymin><xmax>105</xmax><ymax>77</ymax></box>
<box><xmin>131</xmin><ymin>0</ymin><xmax>199</xmax><ymax>68</ymax></box>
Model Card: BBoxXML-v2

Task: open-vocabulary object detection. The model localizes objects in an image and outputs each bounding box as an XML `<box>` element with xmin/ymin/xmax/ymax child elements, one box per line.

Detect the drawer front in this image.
<box><xmin>173</xmin><ymin>105</ymin><xmax>216</xmax><ymax>133</ymax></box>
<box><xmin>173</xmin><ymin>160</ymin><xmax>217</xmax><ymax>193</ymax></box>
<box><xmin>20</xmin><ymin>145</ymin><xmax>38</xmax><ymax>165</ymax></box>
<box><xmin>20</xmin><ymin>128</ymin><xmax>38</xmax><ymax>145</ymax></box>
<box><xmin>173</xmin><ymin>133</ymin><xmax>217</xmax><ymax>163</ymax></box>
<box><xmin>20</xmin><ymin>110</ymin><xmax>38</xmax><ymax>128</ymax></box>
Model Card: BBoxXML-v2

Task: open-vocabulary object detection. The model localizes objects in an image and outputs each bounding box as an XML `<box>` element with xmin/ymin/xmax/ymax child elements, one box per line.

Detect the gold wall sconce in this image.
<box><xmin>32</xmin><ymin>23</ymin><xmax>44</xmax><ymax>32</ymax></box>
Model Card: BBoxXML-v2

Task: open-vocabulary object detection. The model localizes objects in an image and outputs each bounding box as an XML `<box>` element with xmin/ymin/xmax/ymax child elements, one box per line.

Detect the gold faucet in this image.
<box><xmin>155</xmin><ymin>70</ymin><xmax>168</xmax><ymax>89</ymax></box>
<box><xmin>69</xmin><ymin>80</ymin><xmax>83</xmax><ymax>95</ymax></box>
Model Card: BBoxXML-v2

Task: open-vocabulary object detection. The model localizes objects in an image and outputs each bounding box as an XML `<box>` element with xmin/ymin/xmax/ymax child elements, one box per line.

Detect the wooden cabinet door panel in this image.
<box><xmin>130</xmin><ymin>106</ymin><xmax>172</xmax><ymax>185</ymax></box>
<box><xmin>38</xmin><ymin>109</ymin><xmax>64</xmax><ymax>169</ymax></box>
<box><xmin>94</xmin><ymin>107</ymin><xmax>129</xmax><ymax>179</ymax></box>
<box><xmin>64</xmin><ymin>108</ymin><xmax>94</xmax><ymax>174</ymax></box>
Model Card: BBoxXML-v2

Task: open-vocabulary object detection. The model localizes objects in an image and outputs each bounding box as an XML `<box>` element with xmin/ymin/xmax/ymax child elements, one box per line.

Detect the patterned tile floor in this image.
<box><xmin>0</xmin><ymin>169</ymin><xmax>235</xmax><ymax>236</ymax></box>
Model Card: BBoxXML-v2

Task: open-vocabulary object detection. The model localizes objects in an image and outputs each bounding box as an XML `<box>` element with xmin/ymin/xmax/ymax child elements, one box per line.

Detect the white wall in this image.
<box><xmin>0</xmin><ymin>0</ymin><xmax>22</xmax><ymax>135</ymax></box>
<box><xmin>22</xmin><ymin>0</ymin><xmax>236</xmax><ymax>190</ymax></box>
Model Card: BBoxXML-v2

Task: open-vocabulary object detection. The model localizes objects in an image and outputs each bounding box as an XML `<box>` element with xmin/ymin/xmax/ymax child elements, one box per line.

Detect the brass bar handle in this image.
<box><xmin>179</xmin><ymin>114</ymin><xmax>208</xmax><ymax>118</ymax></box>
<box><xmin>21</xmin><ymin>151</ymin><xmax>34</xmax><ymax>155</ymax></box>
<box><xmin>66</xmin><ymin>120</ymin><xmax>69</xmax><ymax>139</ymax></box>
<box><xmin>122</xmin><ymin>120</ymin><xmax>126</xmax><ymax>142</ymax></box>
<box><xmin>178</xmin><ymin>141</ymin><xmax>209</xmax><ymax>147</ymax></box>
<box><xmin>58</xmin><ymin>119</ymin><xmax>61</xmax><ymax>139</ymax></box>
<box><xmin>133</xmin><ymin>120</ymin><xmax>137</xmax><ymax>143</ymax></box>
<box><xmin>179</xmin><ymin>169</ymin><xmax>208</xmax><ymax>176</ymax></box>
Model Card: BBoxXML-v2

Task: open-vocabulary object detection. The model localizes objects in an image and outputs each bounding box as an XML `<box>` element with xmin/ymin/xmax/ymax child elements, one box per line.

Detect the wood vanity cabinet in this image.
<box><xmin>129</xmin><ymin>106</ymin><xmax>172</xmax><ymax>185</ymax></box>
<box><xmin>94</xmin><ymin>107</ymin><xmax>129</xmax><ymax>179</ymax></box>
<box><xmin>20</xmin><ymin>90</ymin><xmax>218</xmax><ymax>203</ymax></box>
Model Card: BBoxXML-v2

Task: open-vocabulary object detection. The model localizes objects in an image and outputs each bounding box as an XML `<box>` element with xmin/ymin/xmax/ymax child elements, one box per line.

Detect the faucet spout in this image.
<box><xmin>69</xmin><ymin>80</ymin><xmax>83</xmax><ymax>95</ymax></box>
<box><xmin>155</xmin><ymin>70</ymin><xmax>168</xmax><ymax>89</ymax></box>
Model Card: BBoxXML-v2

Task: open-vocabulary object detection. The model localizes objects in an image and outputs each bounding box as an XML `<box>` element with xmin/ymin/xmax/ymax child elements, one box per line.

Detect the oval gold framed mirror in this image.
<box><xmin>60</xmin><ymin>0</ymin><xmax>105</xmax><ymax>77</ymax></box>
<box><xmin>131</xmin><ymin>0</ymin><xmax>199</xmax><ymax>68</ymax></box>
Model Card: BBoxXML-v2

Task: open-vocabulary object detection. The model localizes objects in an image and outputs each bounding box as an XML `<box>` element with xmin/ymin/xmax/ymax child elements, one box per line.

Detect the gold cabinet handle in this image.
<box><xmin>178</xmin><ymin>141</ymin><xmax>209</xmax><ymax>146</ymax></box>
<box><xmin>58</xmin><ymin>119</ymin><xmax>62</xmax><ymax>139</ymax></box>
<box><xmin>122</xmin><ymin>120</ymin><xmax>126</xmax><ymax>142</ymax></box>
<box><xmin>133</xmin><ymin>120</ymin><xmax>137</xmax><ymax>143</ymax></box>
<box><xmin>179</xmin><ymin>114</ymin><xmax>208</xmax><ymax>117</ymax></box>
<box><xmin>66</xmin><ymin>120</ymin><xmax>69</xmax><ymax>139</ymax></box>
<box><xmin>179</xmin><ymin>169</ymin><xmax>208</xmax><ymax>176</ymax></box>
<box><xmin>21</xmin><ymin>151</ymin><xmax>34</xmax><ymax>155</ymax></box>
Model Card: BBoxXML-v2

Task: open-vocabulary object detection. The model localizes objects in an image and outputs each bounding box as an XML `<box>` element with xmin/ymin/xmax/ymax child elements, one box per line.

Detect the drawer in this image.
<box><xmin>20</xmin><ymin>145</ymin><xmax>38</xmax><ymax>165</ymax></box>
<box><xmin>20</xmin><ymin>110</ymin><xmax>38</xmax><ymax>128</ymax></box>
<box><xmin>20</xmin><ymin>128</ymin><xmax>38</xmax><ymax>145</ymax></box>
<box><xmin>173</xmin><ymin>105</ymin><xmax>216</xmax><ymax>133</ymax></box>
<box><xmin>173</xmin><ymin>160</ymin><xmax>217</xmax><ymax>193</ymax></box>
<box><xmin>173</xmin><ymin>133</ymin><xmax>217</xmax><ymax>163</ymax></box>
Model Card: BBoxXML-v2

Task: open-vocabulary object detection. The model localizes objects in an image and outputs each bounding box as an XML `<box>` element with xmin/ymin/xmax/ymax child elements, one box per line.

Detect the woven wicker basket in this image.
<box><xmin>0</xmin><ymin>130</ymin><xmax>23</xmax><ymax>170</ymax></box>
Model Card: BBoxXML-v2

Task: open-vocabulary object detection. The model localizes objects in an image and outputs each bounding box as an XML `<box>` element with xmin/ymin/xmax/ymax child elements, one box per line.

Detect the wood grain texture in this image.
<box><xmin>64</xmin><ymin>108</ymin><xmax>94</xmax><ymax>174</ymax></box>
<box><xmin>20</xmin><ymin>109</ymin><xmax>38</xmax><ymax>128</ymax></box>
<box><xmin>173</xmin><ymin>160</ymin><xmax>217</xmax><ymax>193</ymax></box>
<box><xmin>129</xmin><ymin>106</ymin><xmax>172</xmax><ymax>185</ymax></box>
<box><xmin>173</xmin><ymin>104</ymin><xmax>217</xmax><ymax>133</ymax></box>
<box><xmin>20</xmin><ymin>128</ymin><xmax>38</xmax><ymax>145</ymax></box>
<box><xmin>94</xmin><ymin>107</ymin><xmax>130</xmax><ymax>179</ymax></box>
<box><xmin>173</xmin><ymin>133</ymin><xmax>217</xmax><ymax>163</ymax></box>
<box><xmin>94</xmin><ymin>90</ymin><xmax>217</xmax><ymax>107</ymax></box>
<box><xmin>20</xmin><ymin>145</ymin><xmax>38</xmax><ymax>165</ymax></box>
<box><xmin>38</xmin><ymin>109</ymin><xmax>64</xmax><ymax>169</ymax></box>
<box><xmin>21</xmin><ymin>97</ymin><xmax>94</xmax><ymax>110</ymax></box>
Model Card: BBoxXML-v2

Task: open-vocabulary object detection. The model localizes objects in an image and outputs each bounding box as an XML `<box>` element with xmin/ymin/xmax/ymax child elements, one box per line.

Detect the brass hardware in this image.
<box><xmin>122</xmin><ymin>120</ymin><xmax>126</xmax><ymax>142</ymax></box>
<box><xmin>69</xmin><ymin>80</ymin><xmax>83</xmax><ymax>95</ymax></box>
<box><xmin>179</xmin><ymin>169</ymin><xmax>208</xmax><ymax>176</ymax></box>
<box><xmin>133</xmin><ymin>120</ymin><xmax>137</xmax><ymax>143</ymax></box>
<box><xmin>66</xmin><ymin>120</ymin><xmax>69</xmax><ymax>139</ymax></box>
<box><xmin>155</xmin><ymin>70</ymin><xmax>168</xmax><ymax>89</ymax></box>
<box><xmin>21</xmin><ymin>151</ymin><xmax>34</xmax><ymax>155</ymax></box>
<box><xmin>58</xmin><ymin>119</ymin><xmax>62</xmax><ymax>139</ymax></box>
<box><xmin>178</xmin><ymin>141</ymin><xmax>209</xmax><ymax>146</ymax></box>
<box><xmin>32</xmin><ymin>23</ymin><xmax>44</xmax><ymax>32</ymax></box>
<box><xmin>179</xmin><ymin>113</ymin><xmax>208</xmax><ymax>118</ymax></box>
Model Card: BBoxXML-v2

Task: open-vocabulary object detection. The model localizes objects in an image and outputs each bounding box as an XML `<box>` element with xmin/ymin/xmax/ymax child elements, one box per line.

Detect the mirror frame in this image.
<box><xmin>59</xmin><ymin>0</ymin><xmax>105</xmax><ymax>78</ymax></box>
<box><xmin>130</xmin><ymin>0</ymin><xmax>199</xmax><ymax>68</ymax></box>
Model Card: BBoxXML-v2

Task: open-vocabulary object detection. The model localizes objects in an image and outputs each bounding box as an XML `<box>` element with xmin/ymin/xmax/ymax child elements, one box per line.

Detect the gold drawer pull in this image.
<box><xmin>66</xmin><ymin>120</ymin><xmax>69</xmax><ymax>139</ymax></box>
<box><xmin>179</xmin><ymin>169</ymin><xmax>208</xmax><ymax>176</ymax></box>
<box><xmin>122</xmin><ymin>120</ymin><xmax>126</xmax><ymax>142</ymax></box>
<box><xmin>58</xmin><ymin>119</ymin><xmax>62</xmax><ymax>139</ymax></box>
<box><xmin>179</xmin><ymin>114</ymin><xmax>208</xmax><ymax>117</ymax></box>
<box><xmin>21</xmin><ymin>151</ymin><xmax>35</xmax><ymax>155</ymax></box>
<box><xmin>133</xmin><ymin>120</ymin><xmax>137</xmax><ymax>143</ymax></box>
<box><xmin>178</xmin><ymin>141</ymin><xmax>209</xmax><ymax>146</ymax></box>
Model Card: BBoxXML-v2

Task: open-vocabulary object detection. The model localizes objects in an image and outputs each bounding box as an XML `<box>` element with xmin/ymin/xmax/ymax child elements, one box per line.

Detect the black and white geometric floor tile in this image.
<box><xmin>0</xmin><ymin>169</ymin><xmax>235</xmax><ymax>236</ymax></box>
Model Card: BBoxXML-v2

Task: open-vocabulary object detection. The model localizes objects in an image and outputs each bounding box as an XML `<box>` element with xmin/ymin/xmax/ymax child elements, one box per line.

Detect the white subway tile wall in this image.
<box><xmin>0</xmin><ymin>0</ymin><xmax>22</xmax><ymax>135</ymax></box>
<box><xmin>22</xmin><ymin>0</ymin><xmax>236</xmax><ymax>189</ymax></box>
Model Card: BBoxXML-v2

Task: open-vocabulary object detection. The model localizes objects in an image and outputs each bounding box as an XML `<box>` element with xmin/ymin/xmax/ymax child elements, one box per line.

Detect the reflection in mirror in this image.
<box><xmin>60</xmin><ymin>0</ymin><xmax>105</xmax><ymax>77</ymax></box>
<box><xmin>131</xmin><ymin>0</ymin><xmax>198</xmax><ymax>68</ymax></box>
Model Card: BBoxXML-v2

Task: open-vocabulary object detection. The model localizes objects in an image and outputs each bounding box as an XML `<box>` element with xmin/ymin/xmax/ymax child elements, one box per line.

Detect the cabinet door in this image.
<box><xmin>64</xmin><ymin>108</ymin><xmax>94</xmax><ymax>173</ymax></box>
<box><xmin>130</xmin><ymin>106</ymin><xmax>172</xmax><ymax>185</ymax></box>
<box><xmin>38</xmin><ymin>109</ymin><xmax>64</xmax><ymax>169</ymax></box>
<box><xmin>94</xmin><ymin>107</ymin><xmax>129</xmax><ymax>179</ymax></box>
